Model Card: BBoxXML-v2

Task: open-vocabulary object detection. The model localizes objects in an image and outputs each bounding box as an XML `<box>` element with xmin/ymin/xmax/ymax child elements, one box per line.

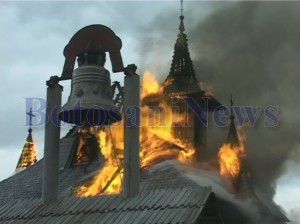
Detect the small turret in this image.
<box><xmin>15</xmin><ymin>108</ymin><xmax>37</xmax><ymax>172</ymax></box>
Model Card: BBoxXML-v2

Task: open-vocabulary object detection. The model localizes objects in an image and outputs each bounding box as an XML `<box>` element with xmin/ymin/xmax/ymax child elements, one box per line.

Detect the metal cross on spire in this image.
<box><xmin>27</xmin><ymin>107</ymin><xmax>35</xmax><ymax>130</ymax></box>
<box><xmin>179</xmin><ymin>0</ymin><xmax>185</xmax><ymax>33</ymax></box>
<box><xmin>180</xmin><ymin>0</ymin><xmax>184</xmax><ymax>16</ymax></box>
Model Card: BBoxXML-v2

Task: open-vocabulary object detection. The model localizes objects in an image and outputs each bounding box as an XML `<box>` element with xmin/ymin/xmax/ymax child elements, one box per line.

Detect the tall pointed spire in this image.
<box><xmin>162</xmin><ymin>0</ymin><xmax>199</xmax><ymax>94</ymax></box>
<box><xmin>227</xmin><ymin>95</ymin><xmax>240</xmax><ymax>147</ymax></box>
<box><xmin>15</xmin><ymin>108</ymin><xmax>37</xmax><ymax>172</ymax></box>
<box><xmin>228</xmin><ymin>96</ymin><xmax>253</xmax><ymax>197</ymax></box>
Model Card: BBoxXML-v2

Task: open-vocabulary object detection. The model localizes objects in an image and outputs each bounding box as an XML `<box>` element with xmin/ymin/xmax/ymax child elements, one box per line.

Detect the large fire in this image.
<box><xmin>16</xmin><ymin>140</ymin><xmax>37</xmax><ymax>171</ymax></box>
<box><xmin>75</xmin><ymin>71</ymin><xmax>195</xmax><ymax>197</ymax></box>
<box><xmin>75</xmin><ymin>126</ymin><xmax>123</xmax><ymax>196</ymax></box>
<box><xmin>75</xmin><ymin>71</ymin><xmax>247</xmax><ymax>197</ymax></box>
<box><xmin>218</xmin><ymin>131</ymin><xmax>245</xmax><ymax>180</ymax></box>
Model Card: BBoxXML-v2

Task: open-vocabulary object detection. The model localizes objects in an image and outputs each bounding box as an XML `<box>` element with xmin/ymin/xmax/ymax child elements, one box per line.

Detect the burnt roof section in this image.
<box><xmin>162</xmin><ymin>15</ymin><xmax>199</xmax><ymax>95</ymax></box>
<box><xmin>0</xmin><ymin>132</ymin><xmax>288</xmax><ymax>223</ymax></box>
<box><xmin>0</xmin><ymin>132</ymin><xmax>199</xmax><ymax>204</ymax></box>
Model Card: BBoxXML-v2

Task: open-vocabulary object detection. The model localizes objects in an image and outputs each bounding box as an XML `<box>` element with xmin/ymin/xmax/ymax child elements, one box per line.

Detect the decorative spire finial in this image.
<box><xmin>179</xmin><ymin>0</ymin><xmax>185</xmax><ymax>33</ymax></box>
<box><xmin>180</xmin><ymin>0</ymin><xmax>183</xmax><ymax>17</ymax></box>
<box><xmin>27</xmin><ymin>107</ymin><xmax>35</xmax><ymax>132</ymax></box>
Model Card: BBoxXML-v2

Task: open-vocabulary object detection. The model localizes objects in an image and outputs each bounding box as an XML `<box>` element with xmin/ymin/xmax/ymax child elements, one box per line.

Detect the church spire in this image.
<box><xmin>227</xmin><ymin>95</ymin><xmax>240</xmax><ymax>147</ymax></box>
<box><xmin>162</xmin><ymin>0</ymin><xmax>199</xmax><ymax>94</ymax></box>
<box><xmin>15</xmin><ymin>108</ymin><xmax>37</xmax><ymax>172</ymax></box>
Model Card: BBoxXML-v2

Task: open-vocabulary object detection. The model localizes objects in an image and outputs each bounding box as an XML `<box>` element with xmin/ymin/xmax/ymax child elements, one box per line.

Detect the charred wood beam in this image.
<box><xmin>100</xmin><ymin>166</ymin><xmax>123</xmax><ymax>194</ymax></box>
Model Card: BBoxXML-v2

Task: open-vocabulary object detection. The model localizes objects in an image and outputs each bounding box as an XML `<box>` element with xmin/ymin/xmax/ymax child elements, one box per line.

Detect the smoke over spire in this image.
<box><xmin>189</xmin><ymin>2</ymin><xmax>300</xmax><ymax>197</ymax></box>
<box><xmin>136</xmin><ymin>1</ymin><xmax>300</xmax><ymax>200</ymax></box>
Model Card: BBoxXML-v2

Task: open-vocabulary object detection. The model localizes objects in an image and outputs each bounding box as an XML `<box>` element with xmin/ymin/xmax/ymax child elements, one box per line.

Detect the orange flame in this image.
<box><xmin>218</xmin><ymin>130</ymin><xmax>245</xmax><ymax>179</ymax></box>
<box><xmin>16</xmin><ymin>140</ymin><xmax>37</xmax><ymax>171</ymax></box>
<box><xmin>140</xmin><ymin>72</ymin><xmax>195</xmax><ymax>167</ymax></box>
<box><xmin>75</xmin><ymin>71</ymin><xmax>195</xmax><ymax>197</ymax></box>
<box><xmin>141</xmin><ymin>71</ymin><xmax>162</xmax><ymax>98</ymax></box>
<box><xmin>75</xmin><ymin>125</ymin><xmax>124</xmax><ymax>196</ymax></box>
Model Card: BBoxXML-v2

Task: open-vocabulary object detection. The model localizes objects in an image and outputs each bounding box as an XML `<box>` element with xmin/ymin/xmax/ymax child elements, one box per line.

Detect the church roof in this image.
<box><xmin>1</xmin><ymin>136</ymin><xmax>75</xmax><ymax>202</ymax></box>
<box><xmin>0</xmin><ymin>130</ymin><xmax>289</xmax><ymax>223</ymax></box>
<box><xmin>0</xmin><ymin>128</ymin><xmax>219</xmax><ymax>223</ymax></box>
<box><xmin>1</xmin><ymin>121</ymin><xmax>287</xmax><ymax>223</ymax></box>
<box><xmin>0</xmin><ymin>9</ymin><xmax>288</xmax><ymax>224</ymax></box>
<box><xmin>0</xmin><ymin>131</ymin><xmax>200</xmax><ymax>204</ymax></box>
<box><xmin>0</xmin><ymin>187</ymin><xmax>212</xmax><ymax>224</ymax></box>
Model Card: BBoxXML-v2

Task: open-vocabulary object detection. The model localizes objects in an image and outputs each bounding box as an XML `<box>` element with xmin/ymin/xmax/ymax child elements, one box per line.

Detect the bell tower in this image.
<box><xmin>42</xmin><ymin>24</ymin><xmax>140</xmax><ymax>204</ymax></box>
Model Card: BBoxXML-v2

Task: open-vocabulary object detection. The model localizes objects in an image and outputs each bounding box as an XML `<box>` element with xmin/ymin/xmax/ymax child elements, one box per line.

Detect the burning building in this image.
<box><xmin>15</xmin><ymin>108</ymin><xmax>37</xmax><ymax>173</ymax></box>
<box><xmin>0</xmin><ymin>7</ymin><xmax>288</xmax><ymax>224</ymax></box>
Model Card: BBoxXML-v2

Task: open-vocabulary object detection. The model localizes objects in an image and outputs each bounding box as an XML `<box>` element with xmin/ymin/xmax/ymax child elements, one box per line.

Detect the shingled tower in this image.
<box><xmin>162</xmin><ymin>9</ymin><xmax>199</xmax><ymax>94</ymax></box>
<box><xmin>226</xmin><ymin>96</ymin><xmax>253</xmax><ymax>197</ymax></box>
<box><xmin>159</xmin><ymin>3</ymin><xmax>222</xmax><ymax>162</ymax></box>
<box><xmin>15</xmin><ymin>108</ymin><xmax>37</xmax><ymax>172</ymax></box>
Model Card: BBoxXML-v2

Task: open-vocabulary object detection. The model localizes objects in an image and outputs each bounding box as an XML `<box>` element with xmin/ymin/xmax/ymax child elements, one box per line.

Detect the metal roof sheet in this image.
<box><xmin>0</xmin><ymin>187</ymin><xmax>211</xmax><ymax>224</ymax></box>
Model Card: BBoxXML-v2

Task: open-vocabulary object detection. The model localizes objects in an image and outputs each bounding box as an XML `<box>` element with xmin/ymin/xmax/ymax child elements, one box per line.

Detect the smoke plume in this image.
<box><xmin>136</xmin><ymin>1</ymin><xmax>300</xmax><ymax>199</ymax></box>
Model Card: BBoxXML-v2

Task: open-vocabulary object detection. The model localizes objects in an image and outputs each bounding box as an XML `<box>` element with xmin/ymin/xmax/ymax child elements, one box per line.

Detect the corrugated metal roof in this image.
<box><xmin>140</xmin><ymin>160</ymin><xmax>199</xmax><ymax>191</ymax></box>
<box><xmin>0</xmin><ymin>136</ymin><xmax>103</xmax><ymax>203</ymax></box>
<box><xmin>0</xmin><ymin>187</ymin><xmax>211</xmax><ymax>224</ymax></box>
<box><xmin>0</xmin><ymin>134</ymin><xmax>198</xmax><ymax>204</ymax></box>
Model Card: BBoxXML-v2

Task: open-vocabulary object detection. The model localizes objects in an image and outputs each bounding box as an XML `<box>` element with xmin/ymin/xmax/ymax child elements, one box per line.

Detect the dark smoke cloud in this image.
<box><xmin>189</xmin><ymin>1</ymin><xmax>300</xmax><ymax>197</ymax></box>
<box><xmin>136</xmin><ymin>1</ymin><xmax>300</xmax><ymax>199</ymax></box>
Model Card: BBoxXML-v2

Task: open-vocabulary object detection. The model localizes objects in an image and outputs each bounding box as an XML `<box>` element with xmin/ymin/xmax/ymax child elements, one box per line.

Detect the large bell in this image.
<box><xmin>59</xmin><ymin>51</ymin><xmax>122</xmax><ymax>126</ymax></box>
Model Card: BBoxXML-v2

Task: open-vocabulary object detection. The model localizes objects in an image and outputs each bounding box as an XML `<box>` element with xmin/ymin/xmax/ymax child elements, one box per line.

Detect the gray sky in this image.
<box><xmin>0</xmin><ymin>1</ymin><xmax>299</xmax><ymax>221</ymax></box>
